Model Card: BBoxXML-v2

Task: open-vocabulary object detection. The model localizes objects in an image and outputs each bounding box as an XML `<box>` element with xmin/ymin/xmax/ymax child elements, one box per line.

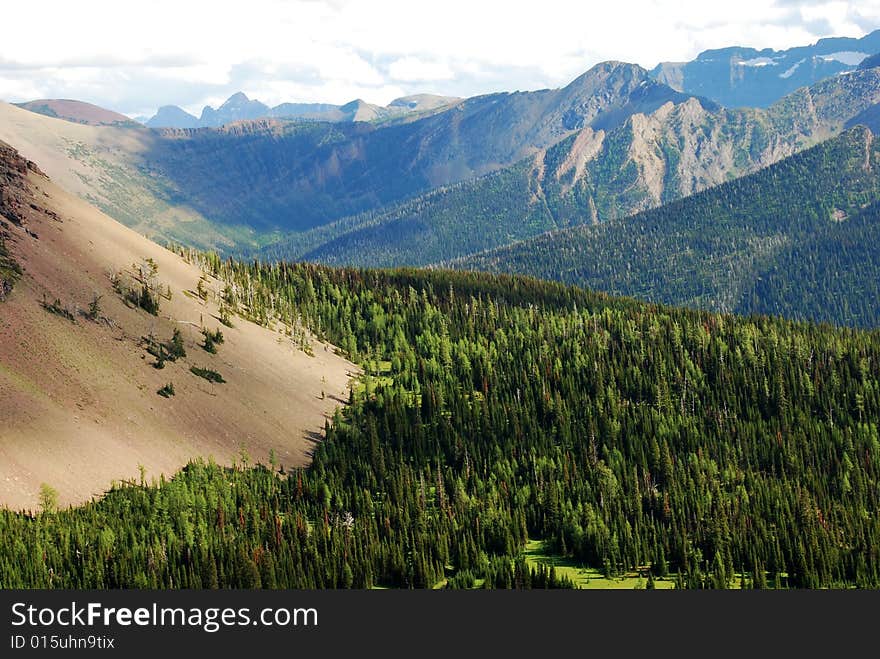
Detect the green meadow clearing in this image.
<box><xmin>522</xmin><ymin>540</ymin><xmax>677</xmax><ymax>590</ymax></box>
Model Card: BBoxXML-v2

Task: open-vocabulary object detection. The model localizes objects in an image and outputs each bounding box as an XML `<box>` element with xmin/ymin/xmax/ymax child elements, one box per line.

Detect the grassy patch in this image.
<box><xmin>352</xmin><ymin>375</ymin><xmax>394</xmax><ymax>393</ymax></box>
<box><xmin>522</xmin><ymin>539</ymin><xmax>676</xmax><ymax>590</ymax></box>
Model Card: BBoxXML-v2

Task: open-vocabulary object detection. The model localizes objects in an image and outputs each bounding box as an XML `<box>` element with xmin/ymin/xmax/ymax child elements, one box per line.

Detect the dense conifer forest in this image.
<box><xmin>454</xmin><ymin>127</ymin><xmax>880</xmax><ymax>328</ymax></box>
<box><xmin>1</xmin><ymin>261</ymin><xmax>879</xmax><ymax>589</ymax></box>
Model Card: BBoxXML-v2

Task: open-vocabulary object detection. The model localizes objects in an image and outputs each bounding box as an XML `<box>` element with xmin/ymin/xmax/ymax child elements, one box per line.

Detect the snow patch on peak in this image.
<box><xmin>737</xmin><ymin>57</ymin><xmax>778</xmax><ymax>67</ymax></box>
<box><xmin>780</xmin><ymin>59</ymin><xmax>805</xmax><ymax>79</ymax></box>
<box><xmin>819</xmin><ymin>52</ymin><xmax>869</xmax><ymax>66</ymax></box>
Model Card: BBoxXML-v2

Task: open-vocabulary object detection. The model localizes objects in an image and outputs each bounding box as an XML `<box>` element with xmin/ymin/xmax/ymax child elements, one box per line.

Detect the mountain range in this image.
<box><xmin>2</xmin><ymin>32</ymin><xmax>880</xmax><ymax>329</ymax></box>
<box><xmin>260</xmin><ymin>63</ymin><xmax>880</xmax><ymax>269</ymax></box>
<box><xmin>0</xmin><ymin>61</ymin><xmax>703</xmax><ymax>249</ymax></box>
<box><xmin>143</xmin><ymin>91</ymin><xmax>462</xmax><ymax>128</ymax></box>
<box><xmin>650</xmin><ymin>28</ymin><xmax>880</xmax><ymax>107</ymax></box>
<box><xmin>125</xmin><ymin>28</ymin><xmax>880</xmax><ymax>129</ymax></box>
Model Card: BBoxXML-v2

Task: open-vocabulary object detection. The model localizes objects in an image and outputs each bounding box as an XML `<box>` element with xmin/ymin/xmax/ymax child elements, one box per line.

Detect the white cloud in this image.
<box><xmin>388</xmin><ymin>57</ymin><xmax>455</xmax><ymax>82</ymax></box>
<box><xmin>0</xmin><ymin>0</ymin><xmax>878</xmax><ymax>116</ymax></box>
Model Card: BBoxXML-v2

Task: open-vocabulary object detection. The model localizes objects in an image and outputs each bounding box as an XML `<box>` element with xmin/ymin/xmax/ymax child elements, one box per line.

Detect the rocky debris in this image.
<box><xmin>0</xmin><ymin>141</ymin><xmax>45</xmax><ymax>178</ymax></box>
<box><xmin>0</xmin><ymin>187</ymin><xmax>26</xmax><ymax>226</ymax></box>
<box><xmin>0</xmin><ymin>273</ymin><xmax>13</xmax><ymax>301</ymax></box>
<box><xmin>0</xmin><ymin>141</ymin><xmax>51</xmax><ymax>228</ymax></box>
<box><xmin>0</xmin><ymin>141</ymin><xmax>45</xmax><ymax>301</ymax></box>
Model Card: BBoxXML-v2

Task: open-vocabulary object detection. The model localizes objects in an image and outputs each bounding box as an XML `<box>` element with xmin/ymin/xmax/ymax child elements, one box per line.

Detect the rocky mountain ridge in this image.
<box><xmin>144</xmin><ymin>91</ymin><xmax>463</xmax><ymax>128</ymax></box>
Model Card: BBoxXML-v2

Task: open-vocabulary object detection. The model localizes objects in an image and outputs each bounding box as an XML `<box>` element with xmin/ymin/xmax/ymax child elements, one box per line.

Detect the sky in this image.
<box><xmin>1</xmin><ymin>0</ymin><xmax>879</xmax><ymax>118</ymax></box>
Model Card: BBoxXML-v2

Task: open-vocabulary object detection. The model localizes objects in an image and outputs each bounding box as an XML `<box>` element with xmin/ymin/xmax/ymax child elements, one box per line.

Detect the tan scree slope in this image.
<box><xmin>0</xmin><ymin>101</ymin><xmax>230</xmax><ymax>249</ymax></box>
<box><xmin>16</xmin><ymin>99</ymin><xmax>135</xmax><ymax>126</ymax></box>
<box><xmin>0</xmin><ymin>145</ymin><xmax>357</xmax><ymax>511</ymax></box>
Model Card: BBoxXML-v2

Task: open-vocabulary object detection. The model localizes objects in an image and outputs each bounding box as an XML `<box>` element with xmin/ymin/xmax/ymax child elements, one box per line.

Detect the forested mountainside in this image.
<box><xmin>2</xmin><ymin>264</ymin><xmax>878</xmax><ymax>589</ymax></box>
<box><xmin>650</xmin><ymin>29</ymin><xmax>880</xmax><ymax>108</ymax></box>
<box><xmin>452</xmin><ymin>127</ymin><xmax>880</xmax><ymax>328</ymax></box>
<box><xmin>260</xmin><ymin>66</ymin><xmax>880</xmax><ymax>267</ymax></box>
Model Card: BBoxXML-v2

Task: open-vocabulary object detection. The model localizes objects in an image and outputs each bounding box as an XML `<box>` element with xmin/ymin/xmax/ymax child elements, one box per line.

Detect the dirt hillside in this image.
<box><xmin>0</xmin><ymin>142</ymin><xmax>357</xmax><ymax>511</ymax></box>
<box><xmin>15</xmin><ymin>99</ymin><xmax>135</xmax><ymax>126</ymax></box>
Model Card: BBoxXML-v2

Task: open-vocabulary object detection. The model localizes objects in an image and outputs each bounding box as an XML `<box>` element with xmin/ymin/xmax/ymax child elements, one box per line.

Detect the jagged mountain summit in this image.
<box><xmin>651</xmin><ymin>28</ymin><xmax>880</xmax><ymax>107</ymax></box>
<box><xmin>198</xmin><ymin>91</ymin><xmax>269</xmax><ymax>126</ymax></box>
<box><xmin>143</xmin><ymin>91</ymin><xmax>463</xmax><ymax>128</ymax></box>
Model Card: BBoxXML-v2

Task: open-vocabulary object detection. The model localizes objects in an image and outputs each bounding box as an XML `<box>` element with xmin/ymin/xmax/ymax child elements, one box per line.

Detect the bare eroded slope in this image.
<box><xmin>0</xmin><ymin>143</ymin><xmax>356</xmax><ymax>511</ymax></box>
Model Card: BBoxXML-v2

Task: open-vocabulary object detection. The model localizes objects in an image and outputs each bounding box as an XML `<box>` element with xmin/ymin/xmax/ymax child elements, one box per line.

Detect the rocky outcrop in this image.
<box><xmin>1</xmin><ymin>142</ymin><xmax>39</xmax><ymax>226</ymax></box>
<box><xmin>0</xmin><ymin>141</ymin><xmax>52</xmax><ymax>300</ymax></box>
<box><xmin>537</xmin><ymin>67</ymin><xmax>880</xmax><ymax>225</ymax></box>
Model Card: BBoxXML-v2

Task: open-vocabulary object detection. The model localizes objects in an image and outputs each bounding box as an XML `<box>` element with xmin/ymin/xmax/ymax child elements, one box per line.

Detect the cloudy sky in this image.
<box><xmin>2</xmin><ymin>0</ymin><xmax>879</xmax><ymax>118</ymax></box>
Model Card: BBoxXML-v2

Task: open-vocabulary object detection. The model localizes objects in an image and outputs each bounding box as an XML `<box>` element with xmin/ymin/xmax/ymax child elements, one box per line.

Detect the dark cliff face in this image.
<box><xmin>0</xmin><ymin>141</ymin><xmax>45</xmax><ymax>228</ymax></box>
<box><xmin>0</xmin><ymin>142</ymin><xmax>43</xmax><ymax>299</ymax></box>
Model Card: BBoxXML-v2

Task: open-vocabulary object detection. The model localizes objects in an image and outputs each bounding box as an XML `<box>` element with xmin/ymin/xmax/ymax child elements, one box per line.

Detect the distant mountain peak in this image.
<box><xmin>14</xmin><ymin>99</ymin><xmax>135</xmax><ymax>127</ymax></box>
<box><xmin>573</xmin><ymin>60</ymin><xmax>649</xmax><ymax>82</ymax></box>
<box><xmin>651</xmin><ymin>28</ymin><xmax>880</xmax><ymax>107</ymax></box>
<box><xmin>221</xmin><ymin>91</ymin><xmax>253</xmax><ymax>107</ymax></box>
<box><xmin>197</xmin><ymin>93</ymin><xmax>269</xmax><ymax>127</ymax></box>
<box><xmin>557</xmin><ymin>60</ymin><xmax>691</xmax><ymax>132</ymax></box>
<box><xmin>340</xmin><ymin>98</ymin><xmax>368</xmax><ymax>110</ymax></box>
<box><xmin>562</xmin><ymin>61</ymin><xmax>652</xmax><ymax>101</ymax></box>
<box><xmin>145</xmin><ymin>104</ymin><xmax>200</xmax><ymax>129</ymax></box>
